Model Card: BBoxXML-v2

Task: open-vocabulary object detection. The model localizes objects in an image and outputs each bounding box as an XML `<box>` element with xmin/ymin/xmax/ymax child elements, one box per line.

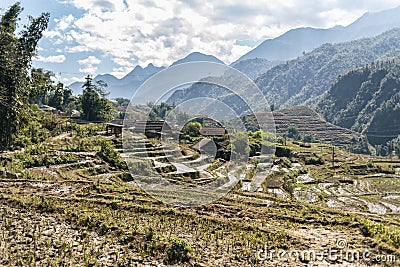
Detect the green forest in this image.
<box><xmin>317</xmin><ymin>61</ymin><xmax>400</xmax><ymax>156</ymax></box>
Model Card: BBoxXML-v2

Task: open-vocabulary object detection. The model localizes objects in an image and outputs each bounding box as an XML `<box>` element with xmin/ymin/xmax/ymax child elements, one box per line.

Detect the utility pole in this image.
<box><xmin>331</xmin><ymin>145</ymin><xmax>335</xmax><ymax>168</ymax></box>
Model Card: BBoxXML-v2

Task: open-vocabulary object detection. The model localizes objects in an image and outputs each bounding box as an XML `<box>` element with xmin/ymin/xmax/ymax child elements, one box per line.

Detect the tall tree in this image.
<box><xmin>80</xmin><ymin>75</ymin><xmax>113</xmax><ymax>121</ymax></box>
<box><xmin>48</xmin><ymin>82</ymin><xmax>64</xmax><ymax>110</ymax></box>
<box><xmin>0</xmin><ymin>3</ymin><xmax>49</xmax><ymax>150</ymax></box>
<box><xmin>29</xmin><ymin>68</ymin><xmax>55</xmax><ymax>104</ymax></box>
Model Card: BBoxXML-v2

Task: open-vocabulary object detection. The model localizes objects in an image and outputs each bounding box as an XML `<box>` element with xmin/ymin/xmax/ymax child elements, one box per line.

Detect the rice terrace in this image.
<box><xmin>1</xmin><ymin>1</ymin><xmax>400</xmax><ymax>266</ymax></box>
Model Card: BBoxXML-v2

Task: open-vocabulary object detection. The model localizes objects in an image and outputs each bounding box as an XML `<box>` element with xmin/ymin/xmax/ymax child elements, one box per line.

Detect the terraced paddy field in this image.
<box><xmin>1</xmin><ymin>124</ymin><xmax>400</xmax><ymax>266</ymax></box>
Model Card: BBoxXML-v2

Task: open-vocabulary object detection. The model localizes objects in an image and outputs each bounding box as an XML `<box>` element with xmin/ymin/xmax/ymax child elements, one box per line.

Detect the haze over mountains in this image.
<box><xmin>69</xmin><ymin>5</ymin><xmax>400</xmax><ymax>101</ymax></box>
<box><xmin>169</xmin><ymin>28</ymin><xmax>400</xmax><ymax>108</ymax></box>
<box><xmin>235</xmin><ymin>5</ymin><xmax>400</xmax><ymax>63</ymax></box>
<box><xmin>69</xmin><ymin>52</ymin><xmax>223</xmax><ymax>97</ymax></box>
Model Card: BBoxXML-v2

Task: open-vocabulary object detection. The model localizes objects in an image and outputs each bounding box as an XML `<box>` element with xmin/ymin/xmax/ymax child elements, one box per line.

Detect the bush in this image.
<box><xmin>304</xmin><ymin>156</ymin><xmax>324</xmax><ymax>165</ymax></box>
<box><xmin>97</xmin><ymin>139</ymin><xmax>127</xmax><ymax>170</ymax></box>
<box><xmin>303</xmin><ymin>134</ymin><xmax>314</xmax><ymax>143</ymax></box>
<box><xmin>275</xmin><ymin>146</ymin><xmax>292</xmax><ymax>157</ymax></box>
<box><xmin>182</xmin><ymin>121</ymin><xmax>201</xmax><ymax>137</ymax></box>
<box><xmin>287</xmin><ymin>125</ymin><xmax>301</xmax><ymax>140</ymax></box>
<box><xmin>165</xmin><ymin>238</ymin><xmax>191</xmax><ymax>264</ymax></box>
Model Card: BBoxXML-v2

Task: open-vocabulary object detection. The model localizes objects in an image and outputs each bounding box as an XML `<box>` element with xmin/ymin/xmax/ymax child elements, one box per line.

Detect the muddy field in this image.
<box><xmin>1</xmin><ymin>126</ymin><xmax>400</xmax><ymax>266</ymax></box>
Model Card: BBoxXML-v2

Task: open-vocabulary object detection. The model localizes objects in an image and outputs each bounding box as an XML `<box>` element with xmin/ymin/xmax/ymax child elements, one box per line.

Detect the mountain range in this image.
<box><xmin>235</xmin><ymin>5</ymin><xmax>400</xmax><ymax>63</ymax></box>
<box><xmin>69</xmin><ymin>5</ymin><xmax>400</xmax><ymax>100</ymax></box>
<box><xmin>69</xmin><ymin>52</ymin><xmax>222</xmax><ymax>98</ymax></box>
<box><xmin>168</xmin><ymin>28</ymin><xmax>400</xmax><ymax>109</ymax></box>
<box><xmin>255</xmin><ymin>28</ymin><xmax>400</xmax><ymax>107</ymax></box>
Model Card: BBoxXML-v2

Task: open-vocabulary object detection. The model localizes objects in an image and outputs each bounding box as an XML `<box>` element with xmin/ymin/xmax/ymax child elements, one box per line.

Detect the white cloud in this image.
<box><xmin>112</xmin><ymin>57</ymin><xmax>134</xmax><ymax>68</ymax></box>
<box><xmin>43</xmin><ymin>30</ymin><xmax>61</xmax><ymax>38</ymax></box>
<box><xmin>56</xmin><ymin>14</ymin><xmax>75</xmax><ymax>31</ymax></box>
<box><xmin>43</xmin><ymin>0</ymin><xmax>400</xmax><ymax>76</ymax></box>
<box><xmin>66</xmin><ymin>45</ymin><xmax>92</xmax><ymax>53</ymax></box>
<box><xmin>79</xmin><ymin>56</ymin><xmax>101</xmax><ymax>66</ymax></box>
<box><xmin>111</xmin><ymin>66</ymin><xmax>131</xmax><ymax>78</ymax></box>
<box><xmin>78</xmin><ymin>56</ymin><xmax>101</xmax><ymax>74</ymax></box>
<box><xmin>79</xmin><ymin>66</ymin><xmax>98</xmax><ymax>74</ymax></box>
<box><xmin>35</xmin><ymin>55</ymin><xmax>66</xmax><ymax>63</ymax></box>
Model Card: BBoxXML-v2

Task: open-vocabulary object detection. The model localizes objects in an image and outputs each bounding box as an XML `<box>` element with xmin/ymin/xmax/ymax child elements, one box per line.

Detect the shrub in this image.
<box><xmin>165</xmin><ymin>238</ymin><xmax>192</xmax><ymax>264</ymax></box>
<box><xmin>303</xmin><ymin>134</ymin><xmax>314</xmax><ymax>143</ymax></box>
<box><xmin>182</xmin><ymin>121</ymin><xmax>201</xmax><ymax>137</ymax></box>
<box><xmin>275</xmin><ymin>146</ymin><xmax>292</xmax><ymax>157</ymax></box>
<box><xmin>304</xmin><ymin>156</ymin><xmax>324</xmax><ymax>165</ymax></box>
<box><xmin>97</xmin><ymin>139</ymin><xmax>127</xmax><ymax>170</ymax></box>
<box><xmin>287</xmin><ymin>125</ymin><xmax>301</xmax><ymax>140</ymax></box>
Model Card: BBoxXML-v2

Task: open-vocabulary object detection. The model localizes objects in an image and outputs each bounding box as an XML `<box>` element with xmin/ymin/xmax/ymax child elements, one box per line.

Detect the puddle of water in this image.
<box><xmin>270</xmin><ymin>165</ymin><xmax>280</xmax><ymax>172</ymax></box>
<box><xmin>30</xmin><ymin>182</ymin><xmax>54</xmax><ymax>188</ymax></box>
<box><xmin>291</xmin><ymin>163</ymin><xmax>302</xmax><ymax>170</ymax></box>
<box><xmin>293</xmin><ymin>187</ymin><xmax>319</xmax><ymax>203</ymax></box>
<box><xmin>381</xmin><ymin>201</ymin><xmax>400</xmax><ymax>213</ymax></box>
<box><xmin>318</xmin><ymin>183</ymin><xmax>333</xmax><ymax>195</ymax></box>
<box><xmin>355</xmin><ymin>197</ymin><xmax>387</xmax><ymax>215</ymax></box>
<box><xmin>53</xmin><ymin>186</ymin><xmax>71</xmax><ymax>195</ymax></box>
<box><xmin>240</xmin><ymin>182</ymin><xmax>251</xmax><ymax>191</ymax></box>
<box><xmin>383</xmin><ymin>195</ymin><xmax>400</xmax><ymax>200</ymax></box>
<box><xmin>297</xmin><ymin>174</ymin><xmax>315</xmax><ymax>183</ymax></box>
<box><xmin>329</xmin><ymin>185</ymin><xmax>352</xmax><ymax>196</ymax></box>
<box><xmin>245</xmin><ymin>164</ymin><xmax>253</xmax><ymax>170</ymax></box>
<box><xmin>354</xmin><ymin>180</ymin><xmax>370</xmax><ymax>194</ymax></box>
<box><xmin>267</xmin><ymin>188</ymin><xmax>288</xmax><ymax>199</ymax></box>
<box><xmin>337</xmin><ymin>197</ymin><xmax>360</xmax><ymax>206</ymax></box>
<box><xmin>326</xmin><ymin>199</ymin><xmax>344</xmax><ymax>209</ymax></box>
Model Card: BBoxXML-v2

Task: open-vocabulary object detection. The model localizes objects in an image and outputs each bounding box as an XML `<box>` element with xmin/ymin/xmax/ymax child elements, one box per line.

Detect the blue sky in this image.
<box><xmin>1</xmin><ymin>0</ymin><xmax>400</xmax><ymax>85</ymax></box>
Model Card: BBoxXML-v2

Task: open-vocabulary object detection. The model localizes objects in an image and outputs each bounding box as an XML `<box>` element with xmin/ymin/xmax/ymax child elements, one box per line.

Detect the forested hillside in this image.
<box><xmin>255</xmin><ymin>28</ymin><xmax>400</xmax><ymax>107</ymax></box>
<box><xmin>230</xmin><ymin>58</ymin><xmax>280</xmax><ymax>79</ymax></box>
<box><xmin>167</xmin><ymin>29</ymin><xmax>400</xmax><ymax>111</ymax></box>
<box><xmin>316</xmin><ymin>61</ymin><xmax>400</xmax><ymax>155</ymax></box>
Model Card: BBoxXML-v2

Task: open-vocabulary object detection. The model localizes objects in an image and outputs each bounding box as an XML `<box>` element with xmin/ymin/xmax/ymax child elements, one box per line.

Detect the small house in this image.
<box><xmin>133</xmin><ymin>121</ymin><xmax>172</xmax><ymax>138</ymax></box>
<box><xmin>200</xmin><ymin>127</ymin><xmax>226</xmax><ymax>137</ymax></box>
<box><xmin>106</xmin><ymin>123</ymin><xmax>123</xmax><ymax>137</ymax></box>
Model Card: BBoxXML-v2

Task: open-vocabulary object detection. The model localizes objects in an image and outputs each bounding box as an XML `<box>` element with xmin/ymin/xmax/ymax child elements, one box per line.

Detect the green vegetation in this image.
<box><xmin>0</xmin><ymin>3</ymin><xmax>49</xmax><ymax>150</ymax></box>
<box><xmin>80</xmin><ymin>76</ymin><xmax>113</xmax><ymax>121</ymax></box>
<box><xmin>165</xmin><ymin>237</ymin><xmax>192</xmax><ymax>264</ymax></box>
<box><xmin>97</xmin><ymin>139</ymin><xmax>127</xmax><ymax>170</ymax></box>
<box><xmin>275</xmin><ymin>145</ymin><xmax>292</xmax><ymax>157</ymax></box>
<box><xmin>317</xmin><ymin>61</ymin><xmax>400</xmax><ymax>155</ymax></box>
<box><xmin>181</xmin><ymin>121</ymin><xmax>202</xmax><ymax>137</ymax></box>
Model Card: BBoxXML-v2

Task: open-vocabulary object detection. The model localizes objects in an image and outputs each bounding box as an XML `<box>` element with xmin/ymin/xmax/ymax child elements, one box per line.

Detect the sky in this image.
<box><xmin>1</xmin><ymin>0</ymin><xmax>400</xmax><ymax>85</ymax></box>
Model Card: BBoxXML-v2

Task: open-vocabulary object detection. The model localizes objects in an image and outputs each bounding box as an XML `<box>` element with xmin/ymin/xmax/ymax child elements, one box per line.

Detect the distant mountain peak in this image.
<box><xmin>171</xmin><ymin>52</ymin><xmax>225</xmax><ymax>66</ymax></box>
<box><xmin>234</xmin><ymin>5</ymin><xmax>400</xmax><ymax>64</ymax></box>
<box><xmin>133</xmin><ymin>65</ymin><xmax>143</xmax><ymax>71</ymax></box>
